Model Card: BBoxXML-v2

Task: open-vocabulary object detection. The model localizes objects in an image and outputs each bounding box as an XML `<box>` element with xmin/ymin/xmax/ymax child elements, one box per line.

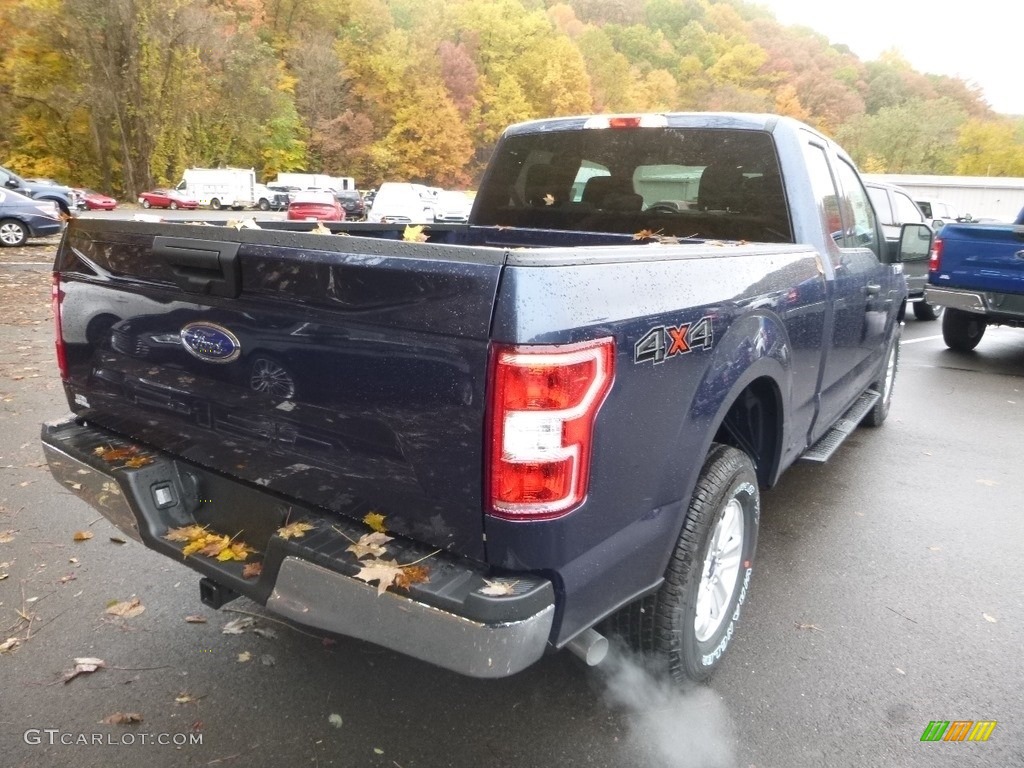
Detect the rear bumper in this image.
<box><xmin>41</xmin><ymin>416</ymin><xmax>555</xmax><ymax>678</ymax></box>
<box><xmin>924</xmin><ymin>286</ymin><xmax>1024</xmax><ymax>322</ymax></box>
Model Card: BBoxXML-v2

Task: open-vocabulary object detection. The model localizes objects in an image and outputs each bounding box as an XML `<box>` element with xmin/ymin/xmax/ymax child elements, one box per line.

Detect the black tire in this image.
<box><xmin>942</xmin><ymin>308</ymin><xmax>986</xmax><ymax>352</ymax></box>
<box><xmin>249</xmin><ymin>356</ymin><xmax>296</xmax><ymax>400</ymax></box>
<box><xmin>0</xmin><ymin>218</ymin><xmax>29</xmax><ymax>247</ymax></box>
<box><xmin>258</xmin><ymin>199</ymin><xmax>271</xmax><ymax>211</ymax></box>
<box><xmin>863</xmin><ymin>329</ymin><xmax>900</xmax><ymax>427</ymax></box>
<box><xmin>611</xmin><ymin>444</ymin><xmax>759</xmax><ymax>683</ymax></box>
<box><xmin>912</xmin><ymin>301</ymin><xmax>942</xmax><ymax>321</ymax></box>
<box><xmin>210</xmin><ymin>198</ymin><xmax>222</xmax><ymax>210</ymax></box>
<box><xmin>141</xmin><ymin>199</ymin><xmax>151</xmax><ymax>209</ymax></box>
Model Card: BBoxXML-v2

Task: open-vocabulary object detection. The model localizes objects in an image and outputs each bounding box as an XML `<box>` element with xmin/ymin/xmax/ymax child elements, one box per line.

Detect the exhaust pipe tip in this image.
<box><xmin>566</xmin><ymin>627</ymin><xmax>609</xmax><ymax>667</ymax></box>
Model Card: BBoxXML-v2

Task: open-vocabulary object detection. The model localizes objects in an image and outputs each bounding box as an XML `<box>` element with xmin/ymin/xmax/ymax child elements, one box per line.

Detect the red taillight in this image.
<box><xmin>928</xmin><ymin>238</ymin><xmax>943</xmax><ymax>272</ymax></box>
<box><xmin>487</xmin><ymin>338</ymin><xmax>615</xmax><ymax>520</ymax></box>
<box><xmin>51</xmin><ymin>272</ymin><xmax>68</xmax><ymax>380</ymax></box>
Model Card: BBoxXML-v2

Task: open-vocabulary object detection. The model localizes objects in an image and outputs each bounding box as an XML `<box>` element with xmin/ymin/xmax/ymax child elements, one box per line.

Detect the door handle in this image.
<box><xmin>865</xmin><ymin>284</ymin><xmax>881</xmax><ymax>297</ymax></box>
<box><xmin>154</xmin><ymin>237</ymin><xmax>241</xmax><ymax>298</ymax></box>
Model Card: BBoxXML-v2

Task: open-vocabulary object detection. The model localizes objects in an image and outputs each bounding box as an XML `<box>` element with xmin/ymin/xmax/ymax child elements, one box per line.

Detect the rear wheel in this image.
<box><xmin>942</xmin><ymin>308</ymin><xmax>986</xmax><ymax>351</ymax></box>
<box><xmin>210</xmin><ymin>198</ymin><xmax>222</xmax><ymax>210</ymax></box>
<box><xmin>913</xmin><ymin>301</ymin><xmax>943</xmax><ymax>321</ymax></box>
<box><xmin>0</xmin><ymin>219</ymin><xmax>29</xmax><ymax>247</ymax></box>
<box><xmin>611</xmin><ymin>444</ymin><xmax>759</xmax><ymax>683</ymax></box>
<box><xmin>258</xmin><ymin>199</ymin><xmax>271</xmax><ymax>211</ymax></box>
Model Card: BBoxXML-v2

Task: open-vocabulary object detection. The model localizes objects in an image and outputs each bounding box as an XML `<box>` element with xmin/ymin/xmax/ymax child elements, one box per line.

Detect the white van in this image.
<box><xmin>366</xmin><ymin>182</ymin><xmax>435</xmax><ymax>224</ymax></box>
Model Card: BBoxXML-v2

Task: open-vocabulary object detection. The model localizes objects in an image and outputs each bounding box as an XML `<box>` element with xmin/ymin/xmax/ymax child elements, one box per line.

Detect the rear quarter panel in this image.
<box><xmin>487</xmin><ymin>243</ymin><xmax>827</xmax><ymax>642</ymax></box>
<box><xmin>930</xmin><ymin>223</ymin><xmax>1024</xmax><ymax>295</ymax></box>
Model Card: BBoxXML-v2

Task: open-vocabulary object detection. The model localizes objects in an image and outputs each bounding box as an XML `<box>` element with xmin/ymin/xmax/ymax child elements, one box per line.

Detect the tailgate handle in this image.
<box><xmin>154</xmin><ymin>237</ymin><xmax>241</xmax><ymax>298</ymax></box>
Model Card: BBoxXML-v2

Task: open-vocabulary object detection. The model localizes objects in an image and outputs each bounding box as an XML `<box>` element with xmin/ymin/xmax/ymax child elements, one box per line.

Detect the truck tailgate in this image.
<box><xmin>935</xmin><ymin>223</ymin><xmax>1024</xmax><ymax>294</ymax></box>
<box><xmin>55</xmin><ymin>220</ymin><xmax>504</xmax><ymax>560</ymax></box>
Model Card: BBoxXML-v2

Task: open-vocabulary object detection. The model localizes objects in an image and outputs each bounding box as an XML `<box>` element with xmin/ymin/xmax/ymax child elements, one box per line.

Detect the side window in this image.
<box><xmin>833</xmin><ymin>159</ymin><xmax>879</xmax><ymax>258</ymax></box>
<box><xmin>867</xmin><ymin>186</ymin><xmax>894</xmax><ymax>225</ymax></box>
<box><xmin>893</xmin><ymin>191</ymin><xmax>925</xmax><ymax>225</ymax></box>
<box><xmin>802</xmin><ymin>142</ymin><xmax>844</xmax><ymax>245</ymax></box>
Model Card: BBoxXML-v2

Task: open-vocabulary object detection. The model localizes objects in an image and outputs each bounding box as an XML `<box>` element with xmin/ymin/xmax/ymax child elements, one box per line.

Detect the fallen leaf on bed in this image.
<box><xmin>310</xmin><ymin>222</ymin><xmax>332</xmax><ymax>235</ymax></box>
<box><xmin>72</xmin><ymin>531</ymin><xmax>93</xmax><ymax>542</ymax></box>
<box><xmin>394</xmin><ymin>564</ymin><xmax>430</xmax><ymax>590</ymax></box>
<box><xmin>164</xmin><ymin>524</ymin><xmax>209</xmax><ymax>543</ymax></box>
<box><xmin>184</xmin><ymin>615</ymin><xmax>207</xmax><ymax>624</ymax></box>
<box><xmin>479</xmin><ymin>579</ymin><xmax>518</xmax><ymax>596</ymax></box>
<box><xmin>242</xmin><ymin>562</ymin><xmax>262</xmax><ymax>579</ymax></box>
<box><xmin>354</xmin><ymin>559</ymin><xmax>405</xmax><ymax>596</ymax></box>
<box><xmin>402</xmin><ymin>225</ymin><xmax>428</xmax><ymax>243</ymax></box>
<box><xmin>123</xmin><ymin>455</ymin><xmax>154</xmax><ymax>469</ymax></box>
<box><xmin>346</xmin><ymin>532</ymin><xmax>393</xmax><ymax>559</ymax></box>
<box><xmin>276</xmin><ymin>521</ymin><xmax>314</xmax><ymax>540</ymax></box>
<box><xmin>0</xmin><ymin>530</ymin><xmax>16</xmax><ymax>543</ymax></box>
<box><xmin>215</xmin><ymin>540</ymin><xmax>254</xmax><ymax>562</ymax></box>
<box><xmin>633</xmin><ymin>229</ymin><xmax>658</xmax><ymax>240</ymax></box>
<box><xmin>362</xmin><ymin>512</ymin><xmax>387</xmax><ymax>534</ymax></box>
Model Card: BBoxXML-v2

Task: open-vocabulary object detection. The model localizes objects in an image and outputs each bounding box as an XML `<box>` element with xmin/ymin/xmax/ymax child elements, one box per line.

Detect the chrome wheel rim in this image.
<box><xmin>0</xmin><ymin>222</ymin><xmax>25</xmax><ymax>245</ymax></box>
<box><xmin>250</xmin><ymin>358</ymin><xmax>295</xmax><ymax>399</ymax></box>
<box><xmin>694</xmin><ymin>497</ymin><xmax>744</xmax><ymax>642</ymax></box>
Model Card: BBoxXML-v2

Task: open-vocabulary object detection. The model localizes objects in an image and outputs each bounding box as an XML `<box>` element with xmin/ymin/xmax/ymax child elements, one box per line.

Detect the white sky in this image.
<box><xmin>757</xmin><ymin>0</ymin><xmax>1023</xmax><ymax>115</ymax></box>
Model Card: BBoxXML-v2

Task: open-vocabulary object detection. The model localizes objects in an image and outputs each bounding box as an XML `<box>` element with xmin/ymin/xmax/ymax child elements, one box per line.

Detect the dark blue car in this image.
<box><xmin>0</xmin><ymin>188</ymin><xmax>64</xmax><ymax>246</ymax></box>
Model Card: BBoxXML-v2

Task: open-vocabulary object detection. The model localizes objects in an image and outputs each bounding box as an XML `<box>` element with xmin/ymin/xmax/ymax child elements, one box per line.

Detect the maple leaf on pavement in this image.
<box><xmin>346</xmin><ymin>532</ymin><xmax>393</xmax><ymax>559</ymax></box>
<box><xmin>105</xmin><ymin>597</ymin><xmax>145</xmax><ymax>618</ymax></box>
<box><xmin>276</xmin><ymin>521</ymin><xmax>314</xmax><ymax>540</ymax></box>
<box><xmin>362</xmin><ymin>512</ymin><xmax>387</xmax><ymax>533</ymax></box>
<box><xmin>63</xmin><ymin>657</ymin><xmax>105</xmax><ymax>684</ymax></box>
<box><xmin>101</xmin><ymin>712</ymin><xmax>143</xmax><ymax>724</ymax></box>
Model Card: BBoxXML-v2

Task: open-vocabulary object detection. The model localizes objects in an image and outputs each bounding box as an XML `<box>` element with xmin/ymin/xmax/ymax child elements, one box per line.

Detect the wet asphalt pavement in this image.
<box><xmin>0</xmin><ymin>227</ymin><xmax>1021</xmax><ymax>768</ymax></box>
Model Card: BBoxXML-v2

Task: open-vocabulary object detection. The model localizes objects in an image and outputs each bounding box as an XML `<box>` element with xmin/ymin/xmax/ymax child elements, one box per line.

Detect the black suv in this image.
<box><xmin>336</xmin><ymin>190</ymin><xmax>366</xmax><ymax>220</ymax></box>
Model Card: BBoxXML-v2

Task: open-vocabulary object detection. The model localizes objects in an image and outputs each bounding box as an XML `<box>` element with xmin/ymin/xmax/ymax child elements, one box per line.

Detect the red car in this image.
<box><xmin>287</xmin><ymin>191</ymin><xmax>345</xmax><ymax>221</ymax></box>
<box><xmin>78</xmin><ymin>189</ymin><xmax>118</xmax><ymax>211</ymax></box>
<box><xmin>137</xmin><ymin>189</ymin><xmax>198</xmax><ymax>210</ymax></box>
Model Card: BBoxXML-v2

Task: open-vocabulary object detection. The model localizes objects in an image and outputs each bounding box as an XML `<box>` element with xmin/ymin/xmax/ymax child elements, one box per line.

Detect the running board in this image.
<box><xmin>800</xmin><ymin>390</ymin><xmax>881</xmax><ymax>464</ymax></box>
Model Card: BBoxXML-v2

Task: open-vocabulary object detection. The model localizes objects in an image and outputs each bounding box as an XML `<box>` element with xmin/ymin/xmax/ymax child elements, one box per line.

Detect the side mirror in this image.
<box><xmin>897</xmin><ymin>223</ymin><xmax>933</xmax><ymax>263</ymax></box>
<box><xmin>4</xmin><ymin>179</ymin><xmax>17</xmax><ymax>189</ymax></box>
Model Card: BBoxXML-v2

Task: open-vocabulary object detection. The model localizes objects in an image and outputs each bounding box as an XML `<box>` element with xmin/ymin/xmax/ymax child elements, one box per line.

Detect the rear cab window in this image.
<box><xmin>473</xmin><ymin>126</ymin><xmax>793</xmax><ymax>243</ymax></box>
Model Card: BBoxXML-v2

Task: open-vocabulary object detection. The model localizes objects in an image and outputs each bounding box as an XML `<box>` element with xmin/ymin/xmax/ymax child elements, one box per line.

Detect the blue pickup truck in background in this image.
<box><xmin>925</xmin><ymin>206</ymin><xmax>1024</xmax><ymax>350</ymax></box>
<box><xmin>41</xmin><ymin>113</ymin><xmax>930</xmax><ymax>683</ymax></box>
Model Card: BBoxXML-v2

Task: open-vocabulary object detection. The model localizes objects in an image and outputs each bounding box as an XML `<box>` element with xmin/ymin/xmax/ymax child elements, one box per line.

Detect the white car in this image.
<box><xmin>914</xmin><ymin>198</ymin><xmax>965</xmax><ymax>230</ymax></box>
<box><xmin>432</xmin><ymin>191</ymin><xmax>473</xmax><ymax>223</ymax></box>
<box><xmin>367</xmin><ymin>182</ymin><xmax>435</xmax><ymax>224</ymax></box>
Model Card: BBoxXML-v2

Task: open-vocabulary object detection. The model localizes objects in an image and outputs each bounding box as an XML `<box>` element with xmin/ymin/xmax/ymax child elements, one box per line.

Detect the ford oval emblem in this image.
<box><xmin>180</xmin><ymin>322</ymin><xmax>241</xmax><ymax>364</ymax></box>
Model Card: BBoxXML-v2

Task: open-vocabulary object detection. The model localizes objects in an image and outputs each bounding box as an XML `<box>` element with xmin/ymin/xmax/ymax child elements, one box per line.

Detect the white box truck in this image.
<box><xmin>273</xmin><ymin>172</ymin><xmax>355</xmax><ymax>192</ymax></box>
<box><xmin>176</xmin><ymin>168</ymin><xmax>257</xmax><ymax>210</ymax></box>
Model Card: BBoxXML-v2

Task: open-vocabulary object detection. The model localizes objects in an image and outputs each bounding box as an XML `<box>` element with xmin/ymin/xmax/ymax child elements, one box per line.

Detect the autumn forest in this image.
<box><xmin>2</xmin><ymin>0</ymin><xmax>1023</xmax><ymax>197</ymax></box>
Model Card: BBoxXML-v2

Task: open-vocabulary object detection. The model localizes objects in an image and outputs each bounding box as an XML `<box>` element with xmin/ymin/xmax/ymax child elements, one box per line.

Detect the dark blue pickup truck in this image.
<box><xmin>41</xmin><ymin>113</ymin><xmax>929</xmax><ymax>682</ymax></box>
<box><xmin>924</xmin><ymin>207</ymin><xmax>1024</xmax><ymax>350</ymax></box>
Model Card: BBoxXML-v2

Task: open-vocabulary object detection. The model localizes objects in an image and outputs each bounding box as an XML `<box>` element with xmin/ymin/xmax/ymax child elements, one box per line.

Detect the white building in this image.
<box><xmin>863</xmin><ymin>174</ymin><xmax>1024</xmax><ymax>222</ymax></box>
